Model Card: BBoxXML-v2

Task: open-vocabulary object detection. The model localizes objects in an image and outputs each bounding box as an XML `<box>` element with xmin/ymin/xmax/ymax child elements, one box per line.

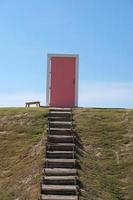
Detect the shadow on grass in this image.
<box><xmin>73</xmin><ymin>128</ymin><xmax>85</xmax><ymax>192</ymax></box>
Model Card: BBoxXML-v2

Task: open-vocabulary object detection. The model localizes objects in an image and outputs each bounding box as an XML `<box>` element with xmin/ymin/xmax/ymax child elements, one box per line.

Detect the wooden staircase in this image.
<box><xmin>40</xmin><ymin>108</ymin><xmax>79</xmax><ymax>200</ymax></box>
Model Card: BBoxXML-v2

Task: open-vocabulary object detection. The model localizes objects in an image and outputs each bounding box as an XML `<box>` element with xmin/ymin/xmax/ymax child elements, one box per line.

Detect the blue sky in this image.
<box><xmin>0</xmin><ymin>0</ymin><xmax>133</xmax><ymax>108</ymax></box>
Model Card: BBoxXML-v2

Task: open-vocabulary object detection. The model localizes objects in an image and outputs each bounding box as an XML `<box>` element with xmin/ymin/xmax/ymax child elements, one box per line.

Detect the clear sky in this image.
<box><xmin>0</xmin><ymin>0</ymin><xmax>133</xmax><ymax>108</ymax></box>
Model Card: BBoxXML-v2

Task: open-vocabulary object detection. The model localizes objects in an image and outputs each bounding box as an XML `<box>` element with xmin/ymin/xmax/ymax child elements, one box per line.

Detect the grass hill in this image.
<box><xmin>0</xmin><ymin>108</ymin><xmax>133</xmax><ymax>200</ymax></box>
<box><xmin>73</xmin><ymin>108</ymin><xmax>133</xmax><ymax>200</ymax></box>
<box><xmin>0</xmin><ymin>108</ymin><xmax>48</xmax><ymax>200</ymax></box>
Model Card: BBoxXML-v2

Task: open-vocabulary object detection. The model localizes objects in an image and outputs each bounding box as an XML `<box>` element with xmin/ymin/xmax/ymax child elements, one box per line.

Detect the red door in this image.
<box><xmin>49</xmin><ymin>56</ymin><xmax>77</xmax><ymax>107</ymax></box>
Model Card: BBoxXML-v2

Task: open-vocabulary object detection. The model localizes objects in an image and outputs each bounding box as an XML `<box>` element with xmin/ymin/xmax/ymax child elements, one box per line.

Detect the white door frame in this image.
<box><xmin>46</xmin><ymin>53</ymin><xmax>79</xmax><ymax>107</ymax></box>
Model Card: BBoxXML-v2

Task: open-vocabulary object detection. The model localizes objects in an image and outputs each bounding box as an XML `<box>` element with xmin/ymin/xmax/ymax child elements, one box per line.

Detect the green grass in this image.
<box><xmin>73</xmin><ymin>108</ymin><xmax>133</xmax><ymax>200</ymax></box>
<box><xmin>0</xmin><ymin>108</ymin><xmax>48</xmax><ymax>200</ymax></box>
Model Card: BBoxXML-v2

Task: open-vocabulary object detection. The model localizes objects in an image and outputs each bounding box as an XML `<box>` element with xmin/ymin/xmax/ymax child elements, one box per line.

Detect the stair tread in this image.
<box><xmin>47</xmin><ymin>151</ymin><xmax>75</xmax><ymax>153</ymax></box>
<box><xmin>48</xmin><ymin>133</ymin><xmax>72</xmax><ymax>136</ymax></box>
<box><xmin>48</xmin><ymin>135</ymin><xmax>74</xmax><ymax>138</ymax></box>
<box><xmin>47</xmin><ymin>128</ymin><xmax>72</xmax><ymax>131</ymax></box>
<box><xmin>41</xmin><ymin>194</ymin><xmax>78</xmax><ymax>200</ymax></box>
<box><xmin>44</xmin><ymin>168</ymin><xmax>77</xmax><ymax>173</ymax></box>
<box><xmin>50</xmin><ymin>111</ymin><xmax>71</xmax><ymax>114</ymax></box>
<box><xmin>42</xmin><ymin>184</ymin><xmax>78</xmax><ymax>190</ymax></box>
<box><xmin>46</xmin><ymin>159</ymin><xmax>76</xmax><ymax>162</ymax></box>
<box><xmin>44</xmin><ymin>168</ymin><xmax>77</xmax><ymax>171</ymax></box>
<box><xmin>48</xmin><ymin>116</ymin><xmax>72</xmax><ymax>118</ymax></box>
<box><xmin>50</xmin><ymin>108</ymin><xmax>71</xmax><ymax>110</ymax></box>
<box><xmin>49</xmin><ymin>121</ymin><xmax>72</xmax><ymax>124</ymax></box>
<box><xmin>49</xmin><ymin>119</ymin><xmax>71</xmax><ymax>123</ymax></box>
<box><xmin>48</xmin><ymin>143</ymin><xmax>75</xmax><ymax>146</ymax></box>
<box><xmin>43</xmin><ymin>176</ymin><xmax>77</xmax><ymax>180</ymax></box>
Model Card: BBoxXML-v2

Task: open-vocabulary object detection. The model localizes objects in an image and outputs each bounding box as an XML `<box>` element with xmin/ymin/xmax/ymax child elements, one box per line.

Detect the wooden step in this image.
<box><xmin>47</xmin><ymin>128</ymin><xmax>73</xmax><ymax>136</ymax></box>
<box><xmin>48</xmin><ymin>117</ymin><xmax>72</xmax><ymax>122</ymax></box>
<box><xmin>41</xmin><ymin>184</ymin><xmax>78</xmax><ymax>195</ymax></box>
<box><xmin>49</xmin><ymin>112</ymin><xmax>71</xmax><ymax>117</ymax></box>
<box><xmin>49</xmin><ymin>121</ymin><xmax>72</xmax><ymax>124</ymax></box>
<box><xmin>49</xmin><ymin>108</ymin><xmax>72</xmax><ymax>112</ymax></box>
<box><xmin>48</xmin><ymin>135</ymin><xmax>75</xmax><ymax>143</ymax></box>
<box><xmin>44</xmin><ymin>168</ymin><xmax>77</xmax><ymax>176</ymax></box>
<box><xmin>47</xmin><ymin>128</ymin><xmax>72</xmax><ymax>131</ymax></box>
<box><xmin>47</xmin><ymin>143</ymin><xmax>75</xmax><ymax>151</ymax></box>
<box><xmin>49</xmin><ymin>121</ymin><xmax>72</xmax><ymax>128</ymax></box>
<box><xmin>42</xmin><ymin>175</ymin><xmax>78</xmax><ymax>185</ymax></box>
<box><xmin>45</xmin><ymin>159</ymin><xmax>76</xmax><ymax>168</ymax></box>
<box><xmin>41</xmin><ymin>194</ymin><xmax>78</xmax><ymax>200</ymax></box>
<box><xmin>46</xmin><ymin>151</ymin><xmax>75</xmax><ymax>159</ymax></box>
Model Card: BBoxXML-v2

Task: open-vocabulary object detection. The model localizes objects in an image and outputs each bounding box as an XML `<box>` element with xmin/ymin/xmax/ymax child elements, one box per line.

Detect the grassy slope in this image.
<box><xmin>0</xmin><ymin>108</ymin><xmax>48</xmax><ymax>200</ymax></box>
<box><xmin>0</xmin><ymin>108</ymin><xmax>133</xmax><ymax>200</ymax></box>
<box><xmin>73</xmin><ymin>108</ymin><xmax>133</xmax><ymax>200</ymax></box>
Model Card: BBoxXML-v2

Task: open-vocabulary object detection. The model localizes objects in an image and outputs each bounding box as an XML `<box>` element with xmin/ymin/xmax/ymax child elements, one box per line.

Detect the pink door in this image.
<box><xmin>48</xmin><ymin>55</ymin><xmax>78</xmax><ymax>107</ymax></box>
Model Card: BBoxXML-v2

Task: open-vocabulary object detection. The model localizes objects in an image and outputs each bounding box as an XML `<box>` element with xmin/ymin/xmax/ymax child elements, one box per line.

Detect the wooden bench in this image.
<box><xmin>25</xmin><ymin>101</ymin><xmax>40</xmax><ymax>108</ymax></box>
